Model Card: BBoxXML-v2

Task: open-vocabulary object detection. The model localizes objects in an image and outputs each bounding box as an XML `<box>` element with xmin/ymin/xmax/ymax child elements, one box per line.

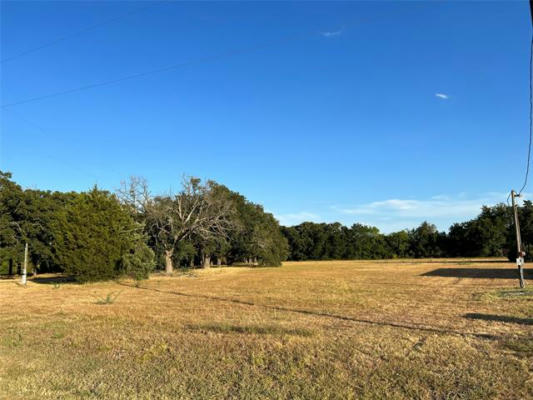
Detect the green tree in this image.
<box><xmin>507</xmin><ymin>200</ymin><xmax>533</xmax><ymax>261</ymax></box>
<box><xmin>345</xmin><ymin>224</ymin><xmax>390</xmax><ymax>259</ymax></box>
<box><xmin>386</xmin><ymin>230</ymin><xmax>410</xmax><ymax>258</ymax></box>
<box><xmin>120</xmin><ymin>239</ymin><xmax>156</xmax><ymax>281</ymax></box>
<box><xmin>53</xmin><ymin>187</ymin><xmax>143</xmax><ymax>282</ymax></box>
<box><xmin>408</xmin><ymin>222</ymin><xmax>445</xmax><ymax>258</ymax></box>
<box><xmin>449</xmin><ymin>204</ymin><xmax>510</xmax><ymax>258</ymax></box>
<box><xmin>227</xmin><ymin>193</ymin><xmax>288</xmax><ymax>266</ymax></box>
<box><xmin>0</xmin><ymin>171</ymin><xmax>24</xmax><ymax>273</ymax></box>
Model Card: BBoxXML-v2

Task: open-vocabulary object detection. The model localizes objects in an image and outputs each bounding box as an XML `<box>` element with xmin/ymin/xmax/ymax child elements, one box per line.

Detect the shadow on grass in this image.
<box><xmin>118</xmin><ymin>283</ymin><xmax>503</xmax><ymax>340</ymax></box>
<box><xmin>421</xmin><ymin>268</ymin><xmax>532</xmax><ymax>279</ymax></box>
<box><xmin>464</xmin><ymin>313</ymin><xmax>533</xmax><ymax>326</ymax></box>
<box><xmin>187</xmin><ymin>323</ymin><xmax>313</xmax><ymax>337</ymax></box>
<box><xmin>501</xmin><ymin>337</ymin><xmax>533</xmax><ymax>356</ymax></box>
<box><xmin>392</xmin><ymin>260</ymin><xmax>507</xmax><ymax>265</ymax></box>
<box><xmin>30</xmin><ymin>276</ymin><xmax>76</xmax><ymax>284</ymax></box>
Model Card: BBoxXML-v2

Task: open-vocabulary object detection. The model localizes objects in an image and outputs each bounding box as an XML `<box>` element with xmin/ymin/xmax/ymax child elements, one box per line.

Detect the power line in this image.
<box><xmin>507</xmin><ymin>1</ymin><xmax>533</xmax><ymax>290</ymax></box>
<box><xmin>1</xmin><ymin>3</ymin><xmax>158</xmax><ymax>64</ymax></box>
<box><xmin>2</xmin><ymin>108</ymin><xmax>102</xmax><ymax>181</ymax></box>
<box><xmin>1</xmin><ymin>12</ymin><xmax>372</xmax><ymax>109</ymax></box>
<box><xmin>518</xmin><ymin>35</ymin><xmax>533</xmax><ymax>195</ymax></box>
<box><xmin>1</xmin><ymin>32</ymin><xmax>311</xmax><ymax>108</ymax></box>
<box><xmin>518</xmin><ymin>3</ymin><xmax>533</xmax><ymax>195</ymax></box>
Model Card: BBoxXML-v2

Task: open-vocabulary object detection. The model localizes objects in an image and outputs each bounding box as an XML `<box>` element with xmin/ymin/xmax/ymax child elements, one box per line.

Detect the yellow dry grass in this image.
<box><xmin>0</xmin><ymin>259</ymin><xmax>532</xmax><ymax>399</ymax></box>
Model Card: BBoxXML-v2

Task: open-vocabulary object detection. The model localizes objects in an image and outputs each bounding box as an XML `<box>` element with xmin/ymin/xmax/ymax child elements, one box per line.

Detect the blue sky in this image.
<box><xmin>1</xmin><ymin>1</ymin><xmax>531</xmax><ymax>232</ymax></box>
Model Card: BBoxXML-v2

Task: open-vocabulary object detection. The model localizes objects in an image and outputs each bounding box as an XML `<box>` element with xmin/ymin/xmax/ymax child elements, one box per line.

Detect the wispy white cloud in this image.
<box><xmin>338</xmin><ymin>193</ymin><xmax>508</xmax><ymax>219</ymax></box>
<box><xmin>430</xmin><ymin>194</ymin><xmax>450</xmax><ymax>201</ymax></box>
<box><xmin>321</xmin><ymin>30</ymin><xmax>342</xmax><ymax>38</ymax></box>
<box><xmin>333</xmin><ymin>192</ymin><xmax>517</xmax><ymax>232</ymax></box>
<box><xmin>435</xmin><ymin>93</ymin><xmax>449</xmax><ymax>100</ymax></box>
<box><xmin>272</xmin><ymin>192</ymin><xmax>525</xmax><ymax>233</ymax></box>
<box><xmin>274</xmin><ymin>211</ymin><xmax>321</xmax><ymax>226</ymax></box>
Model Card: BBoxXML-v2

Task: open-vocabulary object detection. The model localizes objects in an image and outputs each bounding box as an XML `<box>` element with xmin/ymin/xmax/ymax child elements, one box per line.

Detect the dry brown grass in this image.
<box><xmin>0</xmin><ymin>259</ymin><xmax>532</xmax><ymax>399</ymax></box>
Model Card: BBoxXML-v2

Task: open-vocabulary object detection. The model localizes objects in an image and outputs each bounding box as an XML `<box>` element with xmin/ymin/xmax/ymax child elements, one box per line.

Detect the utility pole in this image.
<box><xmin>21</xmin><ymin>242</ymin><xmax>28</xmax><ymax>286</ymax></box>
<box><xmin>511</xmin><ymin>190</ymin><xmax>526</xmax><ymax>288</ymax></box>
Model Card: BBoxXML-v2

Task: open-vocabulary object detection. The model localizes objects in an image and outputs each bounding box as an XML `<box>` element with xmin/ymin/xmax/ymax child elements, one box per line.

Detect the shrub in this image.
<box><xmin>53</xmin><ymin>187</ymin><xmax>140</xmax><ymax>282</ymax></box>
<box><xmin>120</xmin><ymin>241</ymin><xmax>155</xmax><ymax>281</ymax></box>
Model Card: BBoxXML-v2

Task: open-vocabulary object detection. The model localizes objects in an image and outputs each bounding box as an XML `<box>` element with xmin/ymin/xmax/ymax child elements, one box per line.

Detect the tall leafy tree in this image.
<box><xmin>226</xmin><ymin>190</ymin><xmax>288</xmax><ymax>266</ymax></box>
<box><xmin>448</xmin><ymin>204</ymin><xmax>510</xmax><ymax>258</ymax></box>
<box><xmin>385</xmin><ymin>230</ymin><xmax>410</xmax><ymax>258</ymax></box>
<box><xmin>408</xmin><ymin>222</ymin><xmax>445</xmax><ymax>258</ymax></box>
<box><xmin>53</xmin><ymin>187</ymin><xmax>147</xmax><ymax>282</ymax></box>
<box><xmin>0</xmin><ymin>171</ymin><xmax>24</xmax><ymax>273</ymax></box>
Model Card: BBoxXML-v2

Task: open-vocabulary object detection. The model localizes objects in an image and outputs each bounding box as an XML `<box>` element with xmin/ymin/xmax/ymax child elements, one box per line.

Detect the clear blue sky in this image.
<box><xmin>1</xmin><ymin>1</ymin><xmax>531</xmax><ymax>232</ymax></box>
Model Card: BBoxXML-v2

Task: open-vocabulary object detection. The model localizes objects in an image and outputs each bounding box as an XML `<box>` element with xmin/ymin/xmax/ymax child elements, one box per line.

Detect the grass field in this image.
<box><xmin>0</xmin><ymin>259</ymin><xmax>532</xmax><ymax>399</ymax></box>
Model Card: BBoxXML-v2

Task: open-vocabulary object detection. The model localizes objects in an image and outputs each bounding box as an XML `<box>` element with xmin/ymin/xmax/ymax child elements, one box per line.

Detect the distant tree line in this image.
<box><xmin>0</xmin><ymin>172</ymin><xmax>287</xmax><ymax>282</ymax></box>
<box><xmin>281</xmin><ymin>204</ymin><xmax>527</xmax><ymax>261</ymax></box>
<box><xmin>1</xmin><ymin>170</ymin><xmax>529</xmax><ymax>282</ymax></box>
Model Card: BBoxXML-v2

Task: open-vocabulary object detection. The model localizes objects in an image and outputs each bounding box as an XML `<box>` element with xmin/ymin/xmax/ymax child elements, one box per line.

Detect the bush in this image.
<box><xmin>53</xmin><ymin>188</ymin><xmax>140</xmax><ymax>282</ymax></box>
<box><xmin>120</xmin><ymin>242</ymin><xmax>155</xmax><ymax>280</ymax></box>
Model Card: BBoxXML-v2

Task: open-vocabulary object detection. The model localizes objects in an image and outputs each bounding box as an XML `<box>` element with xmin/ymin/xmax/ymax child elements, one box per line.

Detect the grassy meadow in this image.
<box><xmin>0</xmin><ymin>259</ymin><xmax>532</xmax><ymax>399</ymax></box>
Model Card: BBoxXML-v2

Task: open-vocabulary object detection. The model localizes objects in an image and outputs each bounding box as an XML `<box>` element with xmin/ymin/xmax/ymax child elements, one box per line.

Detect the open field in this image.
<box><xmin>0</xmin><ymin>259</ymin><xmax>532</xmax><ymax>399</ymax></box>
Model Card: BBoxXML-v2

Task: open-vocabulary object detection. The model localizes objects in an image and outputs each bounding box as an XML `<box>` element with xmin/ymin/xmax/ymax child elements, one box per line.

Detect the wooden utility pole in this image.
<box><xmin>21</xmin><ymin>242</ymin><xmax>28</xmax><ymax>286</ymax></box>
<box><xmin>511</xmin><ymin>190</ymin><xmax>526</xmax><ymax>288</ymax></box>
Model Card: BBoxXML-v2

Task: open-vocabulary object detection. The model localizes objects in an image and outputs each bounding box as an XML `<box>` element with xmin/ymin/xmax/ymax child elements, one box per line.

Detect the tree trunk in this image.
<box><xmin>203</xmin><ymin>255</ymin><xmax>211</xmax><ymax>269</ymax></box>
<box><xmin>217</xmin><ymin>257</ymin><xmax>222</xmax><ymax>267</ymax></box>
<box><xmin>17</xmin><ymin>262</ymin><xmax>21</xmax><ymax>275</ymax></box>
<box><xmin>165</xmin><ymin>249</ymin><xmax>174</xmax><ymax>274</ymax></box>
<box><xmin>189</xmin><ymin>257</ymin><xmax>194</xmax><ymax>268</ymax></box>
<box><xmin>21</xmin><ymin>242</ymin><xmax>28</xmax><ymax>285</ymax></box>
<box><xmin>8</xmin><ymin>259</ymin><xmax>13</xmax><ymax>276</ymax></box>
<box><xmin>33</xmin><ymin>262</ymin><xmax>39</xmax><ymax>277</ymax></box>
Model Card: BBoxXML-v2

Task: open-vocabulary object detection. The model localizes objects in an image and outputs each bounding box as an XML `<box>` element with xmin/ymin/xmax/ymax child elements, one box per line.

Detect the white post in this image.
<box><xmin>21</xmin><ymin>242</ymin><xmax>28</xmax><ymax>285</ymax></box>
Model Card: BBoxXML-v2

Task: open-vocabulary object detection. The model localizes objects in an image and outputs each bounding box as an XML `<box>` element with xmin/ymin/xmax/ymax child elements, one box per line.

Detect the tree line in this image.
<box><xmin>282</xmin><ymin>204</ymin><xmax>527</xmax><ymax>261</ymax></box>
<box><xmin>1</xmin><ymin>170</ymin><xmax>528</xmax><ymax>282</ymax></box>
<box><xmin>0</xmin><ymin>172</ymin><xmax>288</xmax><ymax>282</ymax></box>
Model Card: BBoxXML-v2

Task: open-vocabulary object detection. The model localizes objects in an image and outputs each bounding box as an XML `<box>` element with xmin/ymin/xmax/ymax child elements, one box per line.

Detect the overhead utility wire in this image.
<box><xmin>518</xmin><ymin>37</ymin><xmax>533</xmax><ymax>195</ymax></box>
<box><xmin>1</xmin><ymin>31</ymin><xmax>314</xmax><ymax>109</ymax></box>
<box><xmin>2</xmin><ymin>108</ymin><xmax>102</xmax><ymax>181</ymax></box>
<box><xmin>518</xmin><ymin>0</ymin><xmax>533</xmax><ymax>195</ymax></box>
<box><xmin>1</xmin><ymin>3</ymin><xmax>158</xmax><ymax>63</ymax></box>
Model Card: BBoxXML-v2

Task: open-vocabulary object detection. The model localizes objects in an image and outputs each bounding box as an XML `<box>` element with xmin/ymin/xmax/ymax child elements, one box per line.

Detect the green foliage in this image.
<box><xmin>0</xmin><ymin>171</ymin><xmax>24</xmax><ymax>263</ymax></box>
<box><xmin>506</xmin><ymin>200</ymin><xmax>533</xmax><ymax>261</ymax></box>
<box><xmin>169</xmin><ymin>240</ymin><xmax>195</xmax><ymax>267</ymax></box>
<box><xmin>223</xmin><ymin>187</ymin><xmax>288</xmax><ymax>266</ymax></box>
<box><xmin>0</xmin><ymin>170</ymin><xmax>79</xmax><ymax>274</ymax></box>
<box><xmin>282</xmin><ymin>215</ymin><xmax>508</xmax><ymax>261</ymax></box>
<box><xmin>119</xmin><ymin>241</ymin><xmax>155</xmax><ymax>281</ymax></box>
<box><xmin>407</xmin><ymin>222</ymin><xmax>445</xmax><ymax>258</ymax></box>
<box><xmin>3</xmin><ymin>170</ymin><xmax>530</xmax><ymax>272</ymax></box>
<box><xmin>22</xmin><ymin>190</ymin><xmax>78</xmax><ymax>273</ymax></box>
<box><xmin>386</xmin><ymin>230</ymin><xmax>410</xmax><ymax>258</ymax></box>
<box><xmin>53</xmin><ymin>187</ymin><xmax>140</xmax><ymax>282</ymax></box>
<box><xmin>283</xmin><ymin>222</ymin><xmax>392</xmax><ymax>261</ymax></box>
<box><xmin>142</xmin><ymin>177</ymin><xmax>237</xmax><ymax>271</ymax></box>
<box><xmin>448</xmin><ymin>205</ymin><xmax>510</xmax><ymax>258</ymax></box>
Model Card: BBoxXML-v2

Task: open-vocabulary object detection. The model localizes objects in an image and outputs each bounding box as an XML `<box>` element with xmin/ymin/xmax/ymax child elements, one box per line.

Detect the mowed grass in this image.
<box><xmin>0</xmin><ymin>259</ymin><xmax>532</xmax><ymax>399</ymax></box>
